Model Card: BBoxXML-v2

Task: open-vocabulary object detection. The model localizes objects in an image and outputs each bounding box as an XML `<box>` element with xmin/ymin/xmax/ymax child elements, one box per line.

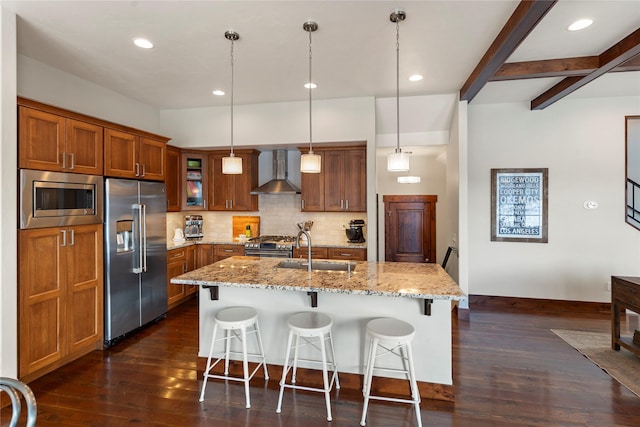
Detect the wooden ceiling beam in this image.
<box><xmin>531</xmin><ymin>27</ymin><xmax>640</xmax><ymax>110</ymax></box>
<box><xmin>491</xmin><ymin>57</ymin><xmax>598</xmax><ymax>80</ymax></box>
<box><xmin>459</xmin><ymin>0</ymin><xmax>557</xmax><ymax>102</ymax></box>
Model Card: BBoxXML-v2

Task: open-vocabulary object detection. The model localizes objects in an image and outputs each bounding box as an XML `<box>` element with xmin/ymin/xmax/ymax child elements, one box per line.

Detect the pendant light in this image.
<box><xmin>300</xmin><ymin>21</ymin><xmax>321</xmax><ymax>174</ymax></box>
<box><xmin>222</xmin><ymin>30</ymin><xmax>242</xmax><ymax>175</ymax></box>
<box><xmin>387</xmin><ymin>9</ymin><xmax>410</xmax><ymax>172</ymax></box>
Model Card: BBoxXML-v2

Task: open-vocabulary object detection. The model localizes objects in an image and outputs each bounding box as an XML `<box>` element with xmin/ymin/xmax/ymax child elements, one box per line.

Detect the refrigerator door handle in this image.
<box><xmin>133</xmin><ymin>203</ymin><xmax>144</xmax><ymax>273</ymax></box>
<box><xmin>141</xmin><ymin>203</ymin><xmax>148</xmax><ymax>272</ymax></box>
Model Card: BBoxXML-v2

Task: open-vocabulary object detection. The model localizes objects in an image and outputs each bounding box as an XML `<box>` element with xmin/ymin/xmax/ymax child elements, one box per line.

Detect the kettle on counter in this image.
<box><xmin>173</xmin><ymin>228</ymin><xmax>185</xmax><ymax>243</ymax></box>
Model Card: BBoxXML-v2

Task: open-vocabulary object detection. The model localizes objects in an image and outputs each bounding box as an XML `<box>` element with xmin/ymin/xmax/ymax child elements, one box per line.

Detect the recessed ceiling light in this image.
<box><xmin>133</xmin><ymin>38</ymin><xmax>154</xmax><ymax>49</ymax></box>
<box><xmin>212</xmin><ymin>90</ymin><xmax>225</xmax><ymax>96</ymax></box>
<box><xmin>304</xmin><ymin>82</ymin><xmax>317</xmax><ymax>89</ymax></box>
<box><xmin>409</xmin><ymin>74</ymin><xmax>423</xmax><ymax>82</ymax></box>
<box><xmin>568</xmin><ymin>19</ymin><xmax>593</xmax><ymax>31</ymax></box>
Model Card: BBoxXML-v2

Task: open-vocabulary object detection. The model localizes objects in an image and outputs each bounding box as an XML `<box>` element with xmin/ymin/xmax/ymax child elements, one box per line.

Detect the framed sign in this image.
<box><xmin>491</xmin><ymin>168</ymin><xmax>548</xmax><ymax>243</ymax></box>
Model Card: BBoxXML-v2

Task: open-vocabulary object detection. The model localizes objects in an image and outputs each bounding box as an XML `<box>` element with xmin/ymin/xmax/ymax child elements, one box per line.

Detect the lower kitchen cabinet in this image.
<box><xmin>293</xmin><ymin>246</ymin><xmax>328</xmax><ymax>259</ymax></box>
<box><xmin>197</xmin><ymin>244</ymin><xmax>214</xmax><ymax>268</ymax></box>
<box><xmin>293</xmin><ymin>246</ymin><xmax>367</xmax><ymax>261</ymax></box>
<box><xmin>167</xmin><ymin>245</ymin><xmax>197</xmax><ymax>309</ymax></box>
<box><xmin>18</xmin><ymin>224</ymin><xmax>103</xmax><ymax>382</ymax></box>
<box><xmin>327</xmin><ymin>247</ymin><xmax>367</xmax><ymax>261</ymax></box>
<box><xmin>214</xmin><ymin>244</ymin><xmax>244</xmax><ymax>262</ymax></box>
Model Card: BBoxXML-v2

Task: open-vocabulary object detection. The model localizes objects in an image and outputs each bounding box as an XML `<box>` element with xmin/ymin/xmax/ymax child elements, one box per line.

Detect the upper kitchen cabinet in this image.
<box><xmin>209</xmin><ymin>149</ymin><xmax>259</xmax><ymax>211</ymax></box>
<box><xmin>166</xmin><ymin>145</ymin><xmax>182</xmax><ymax>212</ymax></box>
<box><xmin>181</xmin><ymin>151</ymin><xmax>208</xmax><ymax>211</ymax></box>
<box><xmin>104</xmin><ymin>129</ymin><xmax>167</xmax><ymax>181</ymax></box>
<box><xmin>300</xmin><ymin>143</ymin><xmax>366</xmax><ymax>212</ymax></box>
<box><xmin>300</xmin><ymin>151</ymin><xmax>325</xmax><ymax>211</ymax></box>
<box><xmin>19</xmin><ymin>106</ymin><xmax>103</xmax><ymax>175</ymax></box>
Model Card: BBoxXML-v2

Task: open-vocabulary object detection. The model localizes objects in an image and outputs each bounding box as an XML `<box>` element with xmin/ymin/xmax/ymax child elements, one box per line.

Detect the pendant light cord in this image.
<box><xmin>308</xmin><ymin>27</ymin><xmax>313</xmax><ymax>152</ymax></box>
<box><xmin>230</xmin><ymin>36</ymin><xmax>235</xmax><ymax>156</ymax></box>
<box><xmin>395</xmin><ymin>17</ymin><xmax>400</xmax><ymax>154</ymax></box>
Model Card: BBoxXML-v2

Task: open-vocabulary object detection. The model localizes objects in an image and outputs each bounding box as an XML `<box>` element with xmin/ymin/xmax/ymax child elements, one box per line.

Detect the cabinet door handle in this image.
<box><xmin>340</xmin><ymin>253</ymin><xmax>351</xmax><ymax>257</ymax></box>
<box><xmin>141</xmin><ymin>164</ymin><xmax>146</xmax><ymax>177</ymax></box>
<box><xmin>61</xmin><ymin>152</ymin><xmax>67</xmax><ymax>169</ymax></box>
<box><xmin>69</xmin><ymin>153</ymin><xmax>75</xmax><ymax>170</ymax></box>
<box><xmin>135</xmin><ymin>163</ymin><xmax>140</xmax><ymax>177</ymax></box>
<box><xmin>223</xmin><ymin>249</ymin><xmax>234</xmax><ymax>253</ymax></box>
<box><xmin>69</xmin><ymin>229</ymin><xmax>75</xmax><ymax>246</ymax></box>
<box><xmin>345</xmin><ymin>199</ymin><xmax>349</xmax><ymax>210</ymax></box>
<box><xmin>204</xmin><ymin>199</ymin><xmax>207</xmax><ymax>209</ymax></box>
<box><xmin>301</xmin><ymin>199</ymin><xmax>305</xmax><ymax>210</ymax></box>
<box><xmin>340</xmin><ymin>200</ymin><xmax>344</xmax><ymax>209</ymax></box>
<box><xmin>229</xmin><ymin>199</ymin><xmax>233</xmax><ymax>209</ymax></box>
<box><xmin>60</xmin><ymin>229</ymin><xmax>67</xmax><ymax>247</ymax></box>
<box><xmin>183</xmin><ymin>261</ymin><xmax>187</xmax><ymax>273</ymax></box>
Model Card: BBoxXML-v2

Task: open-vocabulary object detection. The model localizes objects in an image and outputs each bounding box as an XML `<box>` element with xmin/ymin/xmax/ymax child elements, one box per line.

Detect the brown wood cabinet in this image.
<box><xmin>327</xmin><ymin>247</ymin><xmax>367</xmax><ymax>261</ymax></box>
<box><xmin>19</xmin><ymin>106</ymin><xmax>104</xmax><ymax>175</ymax></box>
<box><xmin>214</xmin><ymin>244</ymin><xmax>244</xmax><ymax>262</ymax></box>
<box><xmin>293</xmin><ymin>246</ymin><xmax>328</xmax><ymax>259</ymax></box>
<box><xmin>300</xmin><ymin>144</ymin><xmax>366</xmax><ymax>212</ymax></box>
<box><xmin>167</xmin><ymin>245</ymin><xmax>197</xmax><ymax>309</ymax></box>
<box><xmin>18</xmin><ymin>224</ymin><xmax>103</xmax><ymax>382</ymax></box>
<box><xmin>300</xmin><ymin>151</ymin><xmax>325</xmax><ymax>211</ymax></box>
<box><xmin>181</xmin><ymin>152</ymin><xmax>208</xmax><ymax>210</ymax></box>
<box><xmin>197</xmin><ymin>244</ymin><xmax>214</xmax><ymax>268</ymax></box>
<box><xmin>166</xmin><ymin>145</ymin><xmax>182</xmax><ymax>212</ymax></box>
<box><xmin>293</xmin><ymin>246</ymin><xmax>367</xmax><ymax>261</ymax></box>
<box><xmin>104</xmin><ymin>128</ymin><xmax>166</xmax><ymax>181</ymax></box>
<box><xmin>209</xmin><ymin>150</ymin><xmax>259</xmax><ymax>211</ymax></box>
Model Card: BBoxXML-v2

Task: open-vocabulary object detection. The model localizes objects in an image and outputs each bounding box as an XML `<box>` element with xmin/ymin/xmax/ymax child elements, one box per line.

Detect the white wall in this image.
<box><xmin>468</xmin><ymin>97</ymin><xmax>640</xmax><ymax>302</ymax></box>
<box><xmin>17</xmin><ymin>55</ymin><xmax>162</xmax><ymax>133</ymax></box>
<box><xmin>0</xmin><ymin>6</ymin><xmax>18</xmax><ymax>378</ymax></box>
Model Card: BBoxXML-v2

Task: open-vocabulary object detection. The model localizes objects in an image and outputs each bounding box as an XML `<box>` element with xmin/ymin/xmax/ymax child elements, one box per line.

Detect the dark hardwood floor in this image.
<box><xmin>3</xmin><ymin>297</ymin><xmax>640</xmax><ymax>426</ymax></box>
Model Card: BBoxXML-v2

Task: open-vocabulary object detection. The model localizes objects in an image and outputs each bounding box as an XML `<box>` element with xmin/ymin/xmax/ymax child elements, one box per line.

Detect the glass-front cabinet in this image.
<box><xmin>181</xmin><ymin>152</ymin><xmax>208</xmax><ymax>210</ymax></box>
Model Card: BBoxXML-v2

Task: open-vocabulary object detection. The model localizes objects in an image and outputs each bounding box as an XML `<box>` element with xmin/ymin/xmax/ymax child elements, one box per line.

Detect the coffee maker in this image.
<box><xmin>345</xmin><ymin>219</ymin><xmax>366</xmax><ymax>243</ymax></box>
<box><xmin>184</xmin><ymin>215</ymin><xmax>204</xmax><ymax>240</ymax></box>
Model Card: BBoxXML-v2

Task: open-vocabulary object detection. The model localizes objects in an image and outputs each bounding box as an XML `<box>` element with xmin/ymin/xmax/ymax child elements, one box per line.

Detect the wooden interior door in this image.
<box><xmin>384</xmin><ymin>195</ymin><xmax>437</xmax><ymax>263</ymax></box>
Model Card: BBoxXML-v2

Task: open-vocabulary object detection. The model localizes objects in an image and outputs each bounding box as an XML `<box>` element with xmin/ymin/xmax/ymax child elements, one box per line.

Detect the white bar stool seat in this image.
<box><xmin>199</xmin><ymin>306</ymin><xmax>269</xmax><ymax>409</ymax></box>
<box><xmin>360</xmin><ymin>317</ymin><xmax>421</xmax><ymax>427</ymax></box>
<box><xmin>276</xmin><ymin>312</ymin><xmax>340</xmax><ymax>421</ymax></box>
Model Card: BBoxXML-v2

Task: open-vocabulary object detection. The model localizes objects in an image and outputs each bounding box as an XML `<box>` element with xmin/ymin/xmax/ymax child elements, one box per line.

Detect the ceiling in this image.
<box><xmin>2</xmin><ymin>0</ymin><xmax>639</xmax><ymax>111</ymax></box>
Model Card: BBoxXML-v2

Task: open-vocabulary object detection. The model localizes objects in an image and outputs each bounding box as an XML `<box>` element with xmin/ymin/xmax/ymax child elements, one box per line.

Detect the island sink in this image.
<box><xmin>276</xmin><ymin>259</ymin><xmax>357</xmax><ymax>272</ymax></box>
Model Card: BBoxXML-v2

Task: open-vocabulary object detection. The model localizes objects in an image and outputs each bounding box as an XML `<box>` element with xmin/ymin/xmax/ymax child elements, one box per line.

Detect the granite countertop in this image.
<box><xmin>171</xmin><ymin>256</ymin><xmax>465</xmax><ymax>301</ymax></box>
<box><xmin>167</xmin><ymin>240</ymin><xmax>367</xmax><ymax>251</ymax></box>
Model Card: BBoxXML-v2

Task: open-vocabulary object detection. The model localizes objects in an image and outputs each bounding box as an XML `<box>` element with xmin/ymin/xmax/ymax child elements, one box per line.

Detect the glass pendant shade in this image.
<box><xmin>387</xmin><ymin>150</ymin><xmax>410</xmax><ymax>172</ymax></box>
<box><xmin>300</xmin><ymin>151</ymin><xmax>321</xmax><ymax>173</ymax></box>
<box><xmin>222</xmin><ymin>153</ymin><xmax>243</xmax><ymax>174</ymax></box>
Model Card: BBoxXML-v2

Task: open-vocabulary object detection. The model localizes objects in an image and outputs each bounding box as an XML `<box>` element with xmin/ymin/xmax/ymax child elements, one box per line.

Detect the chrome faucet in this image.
<box><xmin>295</xmin><ymin>229</ymin><xmax>312</xmax><ymax>272</ymax></box>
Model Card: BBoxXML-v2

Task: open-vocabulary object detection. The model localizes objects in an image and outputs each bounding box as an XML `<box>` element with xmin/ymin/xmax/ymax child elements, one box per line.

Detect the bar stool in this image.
<box><xmin>360</xmin><ymin>317</ymin><xmax>421</xmax><ymax>427</ymax></box>
<box><xmin>276</xmin><ymin>312</ymin><xmax>340</xmax><ymax>421</ymax></box>
<box><xmin>199</xmin><ymin>306</ymin><xmax>269</xmax><ymax>409</ymax></box>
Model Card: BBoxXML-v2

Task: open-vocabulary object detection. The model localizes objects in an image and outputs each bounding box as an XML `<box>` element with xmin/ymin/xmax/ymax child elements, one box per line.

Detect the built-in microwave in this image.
<box><xmin>19</xmin><ymin>169</ymin><xmax>103</xmax><ymax>229</ymax></box>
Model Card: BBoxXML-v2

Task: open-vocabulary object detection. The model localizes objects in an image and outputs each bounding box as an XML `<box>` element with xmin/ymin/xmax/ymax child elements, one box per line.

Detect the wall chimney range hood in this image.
<box><xmin>250</xmin><ymin>149</ymin><xmax>301</xmax><ymax>195</ymax></box>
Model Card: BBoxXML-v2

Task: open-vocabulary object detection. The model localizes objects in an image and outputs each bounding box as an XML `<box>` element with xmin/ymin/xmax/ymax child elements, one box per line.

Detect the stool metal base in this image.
<box><xmin>360</xmin><ymin>318</ymin><xmax>422</xmax><ymax>427</ymax></box>
<box><xmin>276</xmin><ymin>312</ymin><xmax>340</xmax><ymax>421</ymax></box>
<box><xmin>199</xmin><ymin>307</ymin><xmax>269</xmax><ymax>409</ymax></box>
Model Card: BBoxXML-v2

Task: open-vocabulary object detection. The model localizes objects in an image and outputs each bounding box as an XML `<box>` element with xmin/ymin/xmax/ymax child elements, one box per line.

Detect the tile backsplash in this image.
<box><xmin>167</xmin><ymin>194</ymin><xmax>366</xmax><ymax>246</ymax></box>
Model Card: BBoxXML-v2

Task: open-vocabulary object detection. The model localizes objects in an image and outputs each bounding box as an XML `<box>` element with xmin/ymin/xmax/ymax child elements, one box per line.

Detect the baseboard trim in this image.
<box><xmin>196</xmin><ymin>357</ymin><xmax>454</xmax><ymax>402</ymax></box>
<box><xmin>469</xmin><ymin>294</ymin><xmax>611</xmax><ymax>314</ymax></box>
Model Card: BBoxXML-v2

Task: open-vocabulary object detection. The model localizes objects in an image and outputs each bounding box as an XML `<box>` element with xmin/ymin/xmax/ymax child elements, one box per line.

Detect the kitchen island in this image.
<box><xmin>171</xmin><ymin>256</ymin><xmax>465</xmax><ymax>401</ymax></box>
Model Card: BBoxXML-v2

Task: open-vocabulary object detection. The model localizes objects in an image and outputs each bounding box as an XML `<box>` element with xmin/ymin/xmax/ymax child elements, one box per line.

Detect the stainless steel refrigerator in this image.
<box><xmin>104</xmin><ymin>178</ymin><xmax>167</xmax><ymax>346</ymax></box>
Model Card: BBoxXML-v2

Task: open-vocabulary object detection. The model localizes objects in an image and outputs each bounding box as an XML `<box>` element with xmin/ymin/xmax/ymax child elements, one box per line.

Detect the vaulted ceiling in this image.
<box><xmin>3</xmin><ymin>0</ymin><xmax>639</xmax><ymax>111</ymax></box>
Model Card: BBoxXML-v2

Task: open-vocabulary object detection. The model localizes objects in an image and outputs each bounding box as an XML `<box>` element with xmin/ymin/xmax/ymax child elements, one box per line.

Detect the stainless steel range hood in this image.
<box><xmin>250</xmin><ymin>149</ymin><xmax>301</xmax><ymax>194</ymax></box>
